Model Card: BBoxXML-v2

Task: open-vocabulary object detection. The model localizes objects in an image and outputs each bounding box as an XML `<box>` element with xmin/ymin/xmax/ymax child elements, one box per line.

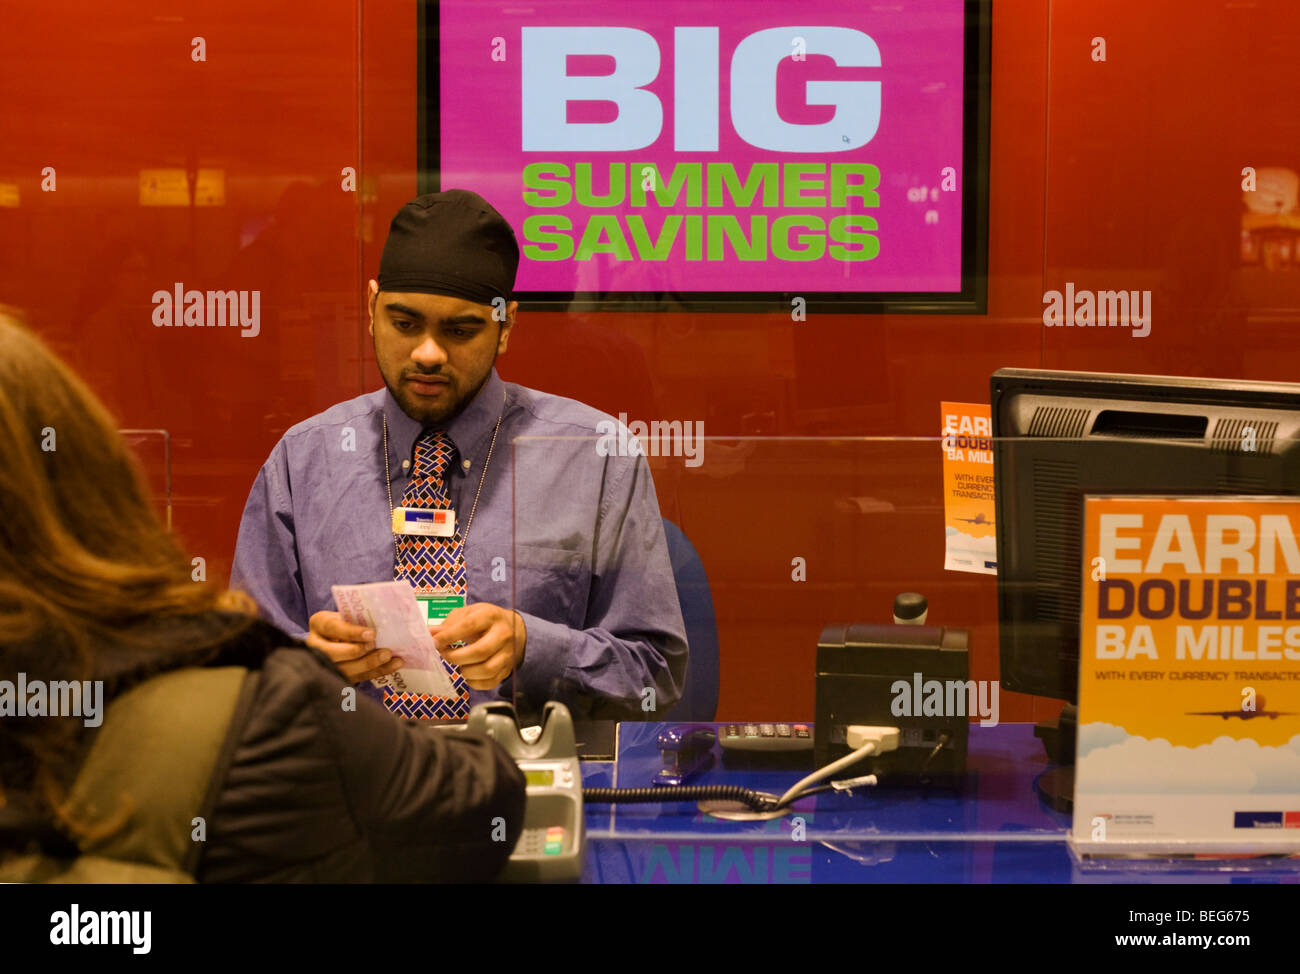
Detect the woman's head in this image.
<box><xmin>0</xmin><ymin>306</ymin><xmax>254</xmax><ymax>822</ymax></box>
<box><xmin>0</xmin><ymin>307</ymin><xmax>254</xmax><ymax>627</ymax></box>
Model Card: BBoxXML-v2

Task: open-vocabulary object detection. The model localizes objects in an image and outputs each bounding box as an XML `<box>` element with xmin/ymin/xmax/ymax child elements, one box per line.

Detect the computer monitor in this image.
<box><xmin>991</xmin><ymin>367</ymin><xmax>1300</xmax><ymax>711</ymax></box>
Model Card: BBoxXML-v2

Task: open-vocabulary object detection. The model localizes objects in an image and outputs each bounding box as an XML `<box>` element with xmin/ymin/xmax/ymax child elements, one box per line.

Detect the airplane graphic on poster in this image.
<box><xmin>1186</xmin><ymin>695</ymin><xmax>1297</xmax><ymax>721</ymax></box>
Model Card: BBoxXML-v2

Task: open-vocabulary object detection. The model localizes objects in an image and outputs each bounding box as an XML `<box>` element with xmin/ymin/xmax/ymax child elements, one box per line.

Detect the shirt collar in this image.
<box><xmin>381</xmin><ymin>368</ymin><xmax>507</xmax><ymax>474</ymax></box>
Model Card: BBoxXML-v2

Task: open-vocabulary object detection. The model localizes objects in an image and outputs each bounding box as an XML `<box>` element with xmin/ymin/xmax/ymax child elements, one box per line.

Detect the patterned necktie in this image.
<box><xmin>389</xmin><ymin>429</ymin><xmax>471</xmax><ymax>719</ymax></box>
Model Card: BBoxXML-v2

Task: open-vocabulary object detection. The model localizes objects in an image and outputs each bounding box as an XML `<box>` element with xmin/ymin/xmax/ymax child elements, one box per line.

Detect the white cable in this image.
<box><xmin>775</xmin><ymin>726</ymin><xmax>899</xmax><ymax>808</ymax></box>
<box><xmin>830</xmin><ymin>774</ymin><xmax>879</xmax><ymax>792</ymax></box>
<box><xmin>776</xmin><ymin>742</ymin><xmax>875</xmax><ymax>809</ymax></box>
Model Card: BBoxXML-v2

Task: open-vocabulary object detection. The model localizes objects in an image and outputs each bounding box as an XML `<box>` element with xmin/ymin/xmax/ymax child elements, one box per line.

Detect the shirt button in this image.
<box><xmin>401</xmin><ymin>459</ymin><xmax>411</xmax><ymax>471</ymax></box>
<box><xmin>462</xmin><ymin>459</ymin><xmax>471</xmax><ymax>470</ymax></box>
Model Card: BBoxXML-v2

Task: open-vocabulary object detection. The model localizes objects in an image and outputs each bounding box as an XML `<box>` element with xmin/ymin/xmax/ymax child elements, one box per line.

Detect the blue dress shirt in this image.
<box><xmin>230</xmin><ymin>369</ymin><xmax>687</xmax><ymax>719</ymax></box>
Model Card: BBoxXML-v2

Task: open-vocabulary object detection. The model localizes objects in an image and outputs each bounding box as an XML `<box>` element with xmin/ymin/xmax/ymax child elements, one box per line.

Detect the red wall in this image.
<box><xmin>3</xmin><ymin>1</ymin><xmax>1297</xmax><ymax>722</ymax></box>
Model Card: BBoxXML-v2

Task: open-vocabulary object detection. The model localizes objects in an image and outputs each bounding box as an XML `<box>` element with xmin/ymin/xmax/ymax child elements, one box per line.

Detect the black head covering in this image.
<box><xmin>377</xmin><ymin>189</ymin><xmax>520</xmax><ymax>305</ymax></box>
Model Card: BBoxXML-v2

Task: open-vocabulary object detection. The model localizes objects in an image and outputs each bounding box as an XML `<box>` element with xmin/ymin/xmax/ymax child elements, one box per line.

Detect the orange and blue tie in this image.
<box><xmin>390</xmin><ymin>429</ymin><xmax>471</xmax><ymax>719</ymax></box>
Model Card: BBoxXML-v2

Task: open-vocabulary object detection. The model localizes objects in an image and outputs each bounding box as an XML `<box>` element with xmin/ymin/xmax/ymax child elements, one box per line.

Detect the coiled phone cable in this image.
<box><xmin>584</xmin><ymin>726</ymin><xmax>901</xmax><ymax>813</ymax></box>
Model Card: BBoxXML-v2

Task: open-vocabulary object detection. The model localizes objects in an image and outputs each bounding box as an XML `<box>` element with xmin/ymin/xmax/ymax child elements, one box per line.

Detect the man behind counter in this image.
<box><xmin>231</xmin><ymin>189</ymin><xmax>687</xmax><ymax>720</ymax></box>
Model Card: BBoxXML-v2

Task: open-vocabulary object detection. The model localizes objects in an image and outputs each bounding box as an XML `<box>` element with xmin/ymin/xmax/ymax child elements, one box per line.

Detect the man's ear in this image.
<box><xmin>498</xmin><ymin>300</ymin><xmax>518</xmax><ymax>354</ymax></box>
<box><xmin>367</xmin><ymin>279</ymin><xmax>379</xmax><ymax>336</ymax></box>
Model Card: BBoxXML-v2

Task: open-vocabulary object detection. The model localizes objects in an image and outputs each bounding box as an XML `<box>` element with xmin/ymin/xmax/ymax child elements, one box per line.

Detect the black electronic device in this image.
<box><xmin>992</xmin><ymin>367</ymin><xmax>1300</xmax><ymax>705</ymax></box>
<box><xmin>573</xmin><ymin>720</ymin><xmax>616</xmax><ymax>761</ymax></box>
<box><xmin>716</xmin><ymin>722</ymin><xmax>816</xmax><ymax>771</ymax></box>
<box><xmin>719</xmin><ymin>722</ymin><xmax>814</xmax><ymax>752</ymax></box>
<box><xmin>991</xmin><ymin>367</ymin><xmax>1300</xmax><ymax>808</ymax></box>
<box><xmin>814</xmin><ymin>623</ymin><xmax>971</xmax><ymax>787</ymax></box>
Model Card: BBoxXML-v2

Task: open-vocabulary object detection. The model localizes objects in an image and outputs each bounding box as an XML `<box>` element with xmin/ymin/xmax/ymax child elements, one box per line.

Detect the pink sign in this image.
<box><xmin>438</xmin><ymin>0</ymin><xmax>967</xmax><ymax>297</ymax></box>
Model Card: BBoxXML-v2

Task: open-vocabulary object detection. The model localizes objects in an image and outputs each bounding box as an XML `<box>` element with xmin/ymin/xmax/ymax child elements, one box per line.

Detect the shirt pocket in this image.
<box><xmin>512</xmin><ymin>544</ymin><xmax>588</xmax><ymax>627</ymax></box>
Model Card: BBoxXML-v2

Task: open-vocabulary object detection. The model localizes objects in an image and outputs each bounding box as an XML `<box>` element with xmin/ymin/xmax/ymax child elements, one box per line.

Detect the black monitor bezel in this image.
<box><xmin>417</xmin><ymin>0</ymin><xmax>991</xmax><ymax>314</ymax></box>
<box><xmin>990</xmin><ymin>367</ymin><xmax>1300</xmax><ymax>704</ymax></box>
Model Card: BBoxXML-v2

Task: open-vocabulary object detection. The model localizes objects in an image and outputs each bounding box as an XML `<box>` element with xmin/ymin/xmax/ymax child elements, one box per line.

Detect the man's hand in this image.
<box><xmin>432</xmin><ymin>603</ymin><xmax>527</xmax><ymax>690</ymax></box>
<box><xmin>306</xmin><ymin>610</ymin><xmax>405</xmax><ymax>683</ymax></box>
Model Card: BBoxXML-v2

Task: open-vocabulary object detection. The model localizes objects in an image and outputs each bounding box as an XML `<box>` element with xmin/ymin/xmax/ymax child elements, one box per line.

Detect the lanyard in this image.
<box><xmin>382</xmin><ymin>407</ymin><xmax>504</xmax><ymax>562</ymax></box>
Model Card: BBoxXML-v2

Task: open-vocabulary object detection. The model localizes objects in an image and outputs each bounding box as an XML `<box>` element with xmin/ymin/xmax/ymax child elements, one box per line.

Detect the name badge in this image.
<box><xmin>392</xmin><ymin>507</ymin><xmax>455</xmax><ymax>537</ymax></box>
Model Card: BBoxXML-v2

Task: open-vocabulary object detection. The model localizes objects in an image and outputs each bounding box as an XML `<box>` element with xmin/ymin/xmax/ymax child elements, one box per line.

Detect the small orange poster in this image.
<box><xmin>941</xmin><ymin>402</ymin><xmax>996</xmax><ymax>574</ymax></box>
<box><xmin>1073</xmin><ymin>495</ymin><xmax>1300</xmax><ymax>855</ymax></box>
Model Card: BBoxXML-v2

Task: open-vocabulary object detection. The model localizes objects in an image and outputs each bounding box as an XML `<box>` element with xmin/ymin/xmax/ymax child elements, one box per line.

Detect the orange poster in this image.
<box><xmin>941</xmin><ymin>402</ymin><xmax>995</xmax><ymax>574</ymax></box>
<box><xmin>1073</xmin><ymin>495</ymin><xmax>1300</xmax><ymax>855</ymax></box>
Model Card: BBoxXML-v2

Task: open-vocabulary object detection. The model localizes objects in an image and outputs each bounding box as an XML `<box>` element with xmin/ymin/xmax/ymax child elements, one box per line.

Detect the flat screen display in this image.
<box><xmin>420</xmin><ymin>1</ymin><xmax>989</xmax><ymax>313</ymax></box>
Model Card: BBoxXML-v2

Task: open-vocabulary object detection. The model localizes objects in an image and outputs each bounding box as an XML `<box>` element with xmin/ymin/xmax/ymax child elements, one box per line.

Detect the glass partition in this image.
<box><xmin>512</xmin><ymin>433</ymin><xmax>1300</xmax><ymax>867</ymax></box>
<box><xmin>120</xmin><ymin>429</ymin><xmax>173</xmax><ymax>529</ymax></box>
<box><xmin>4</xmin><ymin>0</ymin><xmax>1299</xmax><ymax>887</ymax></box>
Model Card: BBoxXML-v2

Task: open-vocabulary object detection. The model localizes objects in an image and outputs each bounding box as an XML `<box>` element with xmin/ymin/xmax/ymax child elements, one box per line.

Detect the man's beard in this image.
<box><xmin>379</xmin><ymin>358</ymin><xmax>495</xmax><ymax>427</ymax></box>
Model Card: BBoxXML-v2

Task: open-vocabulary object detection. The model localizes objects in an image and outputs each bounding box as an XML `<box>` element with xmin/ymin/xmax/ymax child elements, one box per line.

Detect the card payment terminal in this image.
<box><xmin>466</xmin><ymin>701</ymin><xmax>585</xmax><ymax>883</ymax></box>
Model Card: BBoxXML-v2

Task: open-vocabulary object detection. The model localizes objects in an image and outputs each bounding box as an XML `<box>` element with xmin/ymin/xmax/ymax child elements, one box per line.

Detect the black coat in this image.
<box><xmin>90</xmin><ymin>612</ymin><xmax>527</xmax><ymax>882</ymax></box>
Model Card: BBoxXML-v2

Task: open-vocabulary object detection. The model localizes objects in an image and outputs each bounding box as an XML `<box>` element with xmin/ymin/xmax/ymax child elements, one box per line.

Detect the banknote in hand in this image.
<box><xmin>330</xmin><ymin>580</ymin><xmax>456</xmax><ymax>698</ymax></box>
